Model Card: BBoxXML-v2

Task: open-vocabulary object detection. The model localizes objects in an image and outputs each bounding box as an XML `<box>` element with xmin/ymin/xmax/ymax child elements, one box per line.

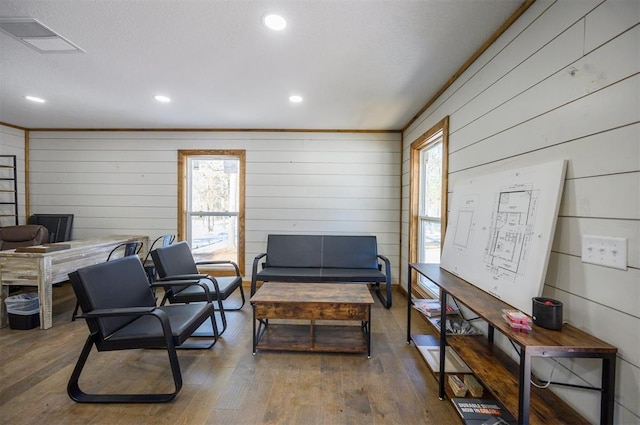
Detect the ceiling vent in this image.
<box><xmin>0</xmin><ymin>17</ymin><xmax>84</xmax><ymax>53</ymax></box>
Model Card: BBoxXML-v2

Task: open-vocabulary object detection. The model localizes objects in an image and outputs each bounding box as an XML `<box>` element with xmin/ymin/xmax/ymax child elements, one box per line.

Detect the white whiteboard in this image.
<box><xmin>440</xmin><ymin>160</ymin><xmax>567</xmax><ymax>315</ymax></box>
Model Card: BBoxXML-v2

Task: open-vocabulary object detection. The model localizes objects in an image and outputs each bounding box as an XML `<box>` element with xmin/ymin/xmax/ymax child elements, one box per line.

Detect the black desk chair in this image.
<box><xmin>106</xmin><ymin>240</ymin><xmax>144</xmax><ymax>261</ymax></box>
<box><xmin>151</xmin><ymin>241</ymin><xmax>245</xmax><ymax>336</ymax></box>
<box><xmin>143</xmin><ymin>234</ymin><xmax>176</xmax><ymax>282</ymax></box>
<box><xmin>71</xmin><ymin>240</ymin><xmax>144</xmax><ymax>321</ymax></box>
<box><xmin>67</xmin><ymin>256</ymin><xmax>217</xmax><ymax>403</ymax></box>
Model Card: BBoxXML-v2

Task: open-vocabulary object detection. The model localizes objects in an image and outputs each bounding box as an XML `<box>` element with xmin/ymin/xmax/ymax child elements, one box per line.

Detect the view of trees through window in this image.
<box><xmin>420</xmin><ymin>138</ymin><xmax>442</xmax><ymax>264</ymax></box>
<box><xmin>188</xmin><ymin>156</ymin><xmax>239</xmax><ymax>263</ymax></box>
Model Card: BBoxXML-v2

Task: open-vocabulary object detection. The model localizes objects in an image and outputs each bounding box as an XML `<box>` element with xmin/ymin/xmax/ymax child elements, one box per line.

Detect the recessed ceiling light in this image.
<box><xmin>154</xmin><ymin>95</ymin><xmax>171</xmax><ymax>103</ymax></box>
<box><xmin>263</xmin><ymin>14</ymin><xmax>286</xmax><ymax>31</ymax></box>
<box><xmin>289</xmin><ymin>95</ymin><xmax>303</xmax><ymax>103</ymax></box>
<box><xmin>25</xmin><ymin>95</ymin><xmax>45</xmax><ymax>103</ymax></box>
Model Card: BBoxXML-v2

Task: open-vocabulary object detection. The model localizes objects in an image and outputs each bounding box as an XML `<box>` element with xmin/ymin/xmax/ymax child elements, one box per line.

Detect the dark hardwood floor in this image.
<box><xmin>0</xmin><ymin>284</ymin><xmax>460</xmax><ymax>425</ymax></box>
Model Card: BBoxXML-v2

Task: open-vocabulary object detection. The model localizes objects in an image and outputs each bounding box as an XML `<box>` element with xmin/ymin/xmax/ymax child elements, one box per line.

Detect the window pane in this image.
<box><xmin>188</xmin><ymin>156</ymin><xmax>239</xmax><ymax>263</ymax></box>
<box><xmin>424</xmin><ymin>142</ymin><xmax>442</xmax><ymax>219</ymax></box>
<box><xmin>420</xmin><ymin>219</ymin><xmax>441</xmax><ymax>263</ymax></box>
<box><xmin>419</xmin><ymin>218</ymin><xmax>441</xmax><ymax>297</ymax></box>
<box><xmin>190</xmin><ymin>215</ymin><xmax>237</xmax><ymax>263</ymax></box>
<box><xmin>190</xmin><ymin>158</ymin><xmax>238</xmax><ymax>213</ymax></box>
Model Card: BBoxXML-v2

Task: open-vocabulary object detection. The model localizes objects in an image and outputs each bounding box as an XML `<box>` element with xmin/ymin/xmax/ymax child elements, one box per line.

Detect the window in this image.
<box><xmin>409</xmin><ymin>117</ymin><xmax>448</xmax><ymax>297</ymax></box>
<box><xmin>419</xmin><ymin>137</ymin><xmax>442</xmax><ymax>263</ymax></box>
<box><xmin>178</xmin><ymin>150</ymin><xmax>245</xmax><ymax>274</ymax></box>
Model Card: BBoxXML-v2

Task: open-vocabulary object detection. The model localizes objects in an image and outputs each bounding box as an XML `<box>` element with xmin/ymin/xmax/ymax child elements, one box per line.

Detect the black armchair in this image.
<box><xmin>151</xmin><ymin>241</ymin><xmax>245</xmax><ymax>336</ymax></box>
<box><xmin>67</xmin><ymin>255</ymin><xmax>218</xmax><ymax>403</ymax></box>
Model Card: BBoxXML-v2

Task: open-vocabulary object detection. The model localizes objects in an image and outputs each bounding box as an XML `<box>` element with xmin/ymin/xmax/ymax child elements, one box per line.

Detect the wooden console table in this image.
<box><xmin>407</xmin><ymin>263</ymin><xmax>617</xmax><ymax>425</ymax></box>
<box><xmin>0</xmin><ymin>235</ymin><xmax>148</xmax><ymax>329</ymax></box>
<box><xmin>251</xmin><ymin>282</ymin><xmax>374</xmax><ymax>357</ymax></box>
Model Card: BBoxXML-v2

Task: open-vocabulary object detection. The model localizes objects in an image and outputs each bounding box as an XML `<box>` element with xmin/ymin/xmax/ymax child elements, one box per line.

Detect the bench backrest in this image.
<box><xmin>265</xmin><ymin>235</ymin><xmax>379</xmax><ymax>269</ymax></box>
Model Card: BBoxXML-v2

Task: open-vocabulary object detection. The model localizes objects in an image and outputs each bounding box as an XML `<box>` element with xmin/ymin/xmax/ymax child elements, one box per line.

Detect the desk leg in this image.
<box><xmin>601</xmin><ymin>354</ymin><xmax>616</xmax><ymax>424</ymax></box>
<box><xmin>518</xmin><ymin>349</ymin><xmax>532</xmax><ymax>425</ymax></box>
<box><xmin>407</xmin><ymin>266</ymin><xmax>412</xmax><ymax>343</ymax></box>
<box><xmin>252</xmin><ymin>304</ymin><xmax>257</xmax><ymax>355</ymax></box>
<box><xmin>38</xmin><ymin>274</ymin><xmax>53</xmax><ymax>330</ymax></box>
<box><xmin>438</xmin><ymin>293</ymin><xmax>447</xmax><ymax>400</ymax></box>
<box><xmin>367</xmin><ymin>305</ymin><xmax>371</xmax><ymax>358</ymax></box>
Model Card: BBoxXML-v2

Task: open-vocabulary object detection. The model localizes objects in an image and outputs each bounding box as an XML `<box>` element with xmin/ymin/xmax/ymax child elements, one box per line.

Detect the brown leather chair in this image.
<box><xmin>0</xmin><ymin>225</ymin><xmax>49</xmax><ymax>250</ymax></box>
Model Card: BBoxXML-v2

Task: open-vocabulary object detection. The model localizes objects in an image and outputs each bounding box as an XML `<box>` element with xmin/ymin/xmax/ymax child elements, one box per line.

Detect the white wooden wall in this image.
<box><xmin>26</xmin><ymin>131</ymin><xmax>401</xmax><ymax>282</ymax></box>
<box><xmin>402</xmin><ymin>1</ymin><xmax>639</xmax><ymax>423</ymax></box>
<box><xmin>0</xmin><ymin>125</ymin><xmax>26</xmax><ymax>224</ymax></box>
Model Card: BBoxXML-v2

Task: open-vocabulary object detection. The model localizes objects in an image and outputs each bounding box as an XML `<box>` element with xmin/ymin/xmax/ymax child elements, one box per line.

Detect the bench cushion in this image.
<box><xmin>256</xmin><ymin>267</ymin><xmax>323</xmax><ymax>280</ymax></box>
<box><xmin>318</xmin><ymin>268</ymin><xmax>386</xmax><ymax>282</ymax></box>
<box><xmin>322</xmin><ymin>235</ymin><xmax>378</xmax><ymax>269</ymax></box>
<box><xmin>256</xmin><ymin>267</ymin><xmax>386</xmax><ymax>283</ymax></box>
<box><xmin>264</xmin><ymin>234</ymin><xmax>379</xmax><ymax>269</ymax></box>
<box><xmin>265</xmin><ymin>235</ymin><xmax>322</xmax><ymax>268</ymax></box>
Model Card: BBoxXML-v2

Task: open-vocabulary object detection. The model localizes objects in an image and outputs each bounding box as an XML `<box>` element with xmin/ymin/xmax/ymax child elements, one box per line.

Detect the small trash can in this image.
<box><xmin>5</xmin><ymin>292</ymin><xmax>40</xmax><ymax>330</ymax></box>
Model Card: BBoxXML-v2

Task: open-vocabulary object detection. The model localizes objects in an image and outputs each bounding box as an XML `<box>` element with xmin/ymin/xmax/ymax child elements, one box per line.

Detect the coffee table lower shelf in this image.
<box><xmin>255</xmin><ymin>321</ymin><xmax>369</xmax><ymax>354</ymax></box>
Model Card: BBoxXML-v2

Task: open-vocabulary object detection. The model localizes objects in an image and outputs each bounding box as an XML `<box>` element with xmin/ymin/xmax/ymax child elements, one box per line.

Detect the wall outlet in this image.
<box><xmin>581</xmin><ymin>235</ymin><xmax>628</xmax><ymax>270</ymax></box>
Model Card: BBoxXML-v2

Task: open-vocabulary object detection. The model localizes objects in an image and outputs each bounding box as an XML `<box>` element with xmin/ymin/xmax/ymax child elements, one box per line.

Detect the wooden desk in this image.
<box><xmin>407</xmin><ymin>263</ymin><xmax>618</xmax><ymax>425</ymax></box>
<box><xmin>0</xmin><ymin>235</ymin><xmax>148</xmax><ymax>329</ymax></box>
<box><xmin>251</xmin><ymin>282</ymin><xmax>374</xmax><ymax>357</ymax></box>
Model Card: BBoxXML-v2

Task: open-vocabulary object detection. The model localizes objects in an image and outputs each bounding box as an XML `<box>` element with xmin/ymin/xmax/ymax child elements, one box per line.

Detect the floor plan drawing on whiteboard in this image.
<box><xmin>441</xmin><ymin>160</ymin><xmax>566</xmax><ymax>314</ymax></box>
<box><xmin>484</xmin><ymin>185</ymin><xmax>539</xmax><ymax>281</ymax></box>
<box><xmin>452</xmin><ymin>195</ymin><xmax>478</xmax><ymax>250</ymax></box>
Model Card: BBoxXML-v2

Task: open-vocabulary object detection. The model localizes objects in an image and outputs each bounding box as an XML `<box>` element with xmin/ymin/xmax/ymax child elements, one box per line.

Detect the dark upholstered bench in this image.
<box><xmin>251</xmin><ymin>234</ymin><xmax>392</xmax><ymax>308</ymax></box>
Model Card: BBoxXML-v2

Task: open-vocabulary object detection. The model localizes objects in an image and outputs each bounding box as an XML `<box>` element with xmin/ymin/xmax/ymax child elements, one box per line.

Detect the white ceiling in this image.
<box><xmin>0</xmin><ymin>0</ymin><xmax>523</xmax><ymax>131</ymax></box>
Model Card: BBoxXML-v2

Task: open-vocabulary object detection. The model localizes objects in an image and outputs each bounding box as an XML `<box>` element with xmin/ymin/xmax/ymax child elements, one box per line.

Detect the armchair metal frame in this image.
<box><xmin>67</xmin><ymin>256</ymin><xmax>218</xmax><ymax>403</ymax></box>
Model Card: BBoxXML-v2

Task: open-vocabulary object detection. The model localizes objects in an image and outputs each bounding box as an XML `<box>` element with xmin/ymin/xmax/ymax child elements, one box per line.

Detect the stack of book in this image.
<box><xmin>451</xmin><ymin>398</ymin><xmax>516</xmax><ymax>425</ymax></box>
<box><xmin>412</xmin><ymin>298</ymin><xmax>458</xmax><ymax>317</ymax></box>
<box><xmin>502</xmin><ymin>309</ymin><xmax>532</xmax><ymax>333</ymax></box>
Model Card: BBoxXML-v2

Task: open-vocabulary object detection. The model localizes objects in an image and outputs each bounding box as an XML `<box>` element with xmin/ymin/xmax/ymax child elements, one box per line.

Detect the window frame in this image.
<box><xmin>177</xmin><ymin>149</ymin><xmax>246</xmax><ymax>275</ymax></box>
<box><xmin>408</xmin><ymin>116</ymin><xmax>449</xmax><ymax>298</ymax></box>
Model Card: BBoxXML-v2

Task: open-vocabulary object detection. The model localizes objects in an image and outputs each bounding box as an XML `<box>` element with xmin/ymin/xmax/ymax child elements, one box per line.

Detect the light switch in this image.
<box><xmin>581</xmin><ymin>235</ymin><xmax>628</xmax><ymax>270</ymax></box>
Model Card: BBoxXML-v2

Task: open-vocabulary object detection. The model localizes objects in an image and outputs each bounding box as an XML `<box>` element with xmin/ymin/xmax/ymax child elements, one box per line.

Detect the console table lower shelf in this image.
<box><xmin>412</xmin><ymin>330</ymin><xmax>596</xmax><ymax>425</ymax></box>
<box><xmin>447</xmin><ymin>335</ymin><xmax>588</xmax><ymax>424</ymax></box>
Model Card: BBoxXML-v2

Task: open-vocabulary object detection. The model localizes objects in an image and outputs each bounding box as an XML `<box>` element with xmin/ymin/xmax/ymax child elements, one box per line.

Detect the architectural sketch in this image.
<box><xmin>452</xmin><ymin>195</ymin><xmax>478</xmax><ymax>250</ymax></box>
<box><xmin>484</xmin><ymin>185</ymin><xmax>538</xmax><ymax>282</ymax></box>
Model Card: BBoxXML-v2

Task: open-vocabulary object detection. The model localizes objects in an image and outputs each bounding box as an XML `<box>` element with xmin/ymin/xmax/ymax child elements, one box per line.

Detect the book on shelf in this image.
<box><xmin>429</xmin><ymin>316</ymin><xmax>483</xmax><ymax>335</ymax></box>
<box><xmin>416</xmin><ymin>345</ymin><xmax>472</xmax><ymax>374</ymax></box>
<box><xmin>412</xmin><ymin>298</ymin><xmax>459</xmax><ymax>317</ymax></box>
<box><xmin>451</xmin><ymin>398</ymin><xmax>516</xmax><ymax>425</ymax></box>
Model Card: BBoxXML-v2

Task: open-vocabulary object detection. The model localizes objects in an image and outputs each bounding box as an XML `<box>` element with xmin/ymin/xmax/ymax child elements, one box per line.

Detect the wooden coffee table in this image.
<box><xmin>251</xmin><ymin>282</ymin><xmax>374</xmax><ymax>357</ymax></box>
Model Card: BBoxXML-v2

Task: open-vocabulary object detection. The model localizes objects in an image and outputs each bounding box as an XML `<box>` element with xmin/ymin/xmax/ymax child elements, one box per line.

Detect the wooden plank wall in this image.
<box><xmin>23</xmin><ymin>131</ymin><xmax>401</xmax><ymax>283</ymax></box>
<box><xmin>401</xmin><ymin>1</ymin><xmax>639</xmax><ymax>423</ymax></box>
<box><xmin>0</xmin><ymin>125</ymin><xmax>27</xmax><ymax>223</ymax></box>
